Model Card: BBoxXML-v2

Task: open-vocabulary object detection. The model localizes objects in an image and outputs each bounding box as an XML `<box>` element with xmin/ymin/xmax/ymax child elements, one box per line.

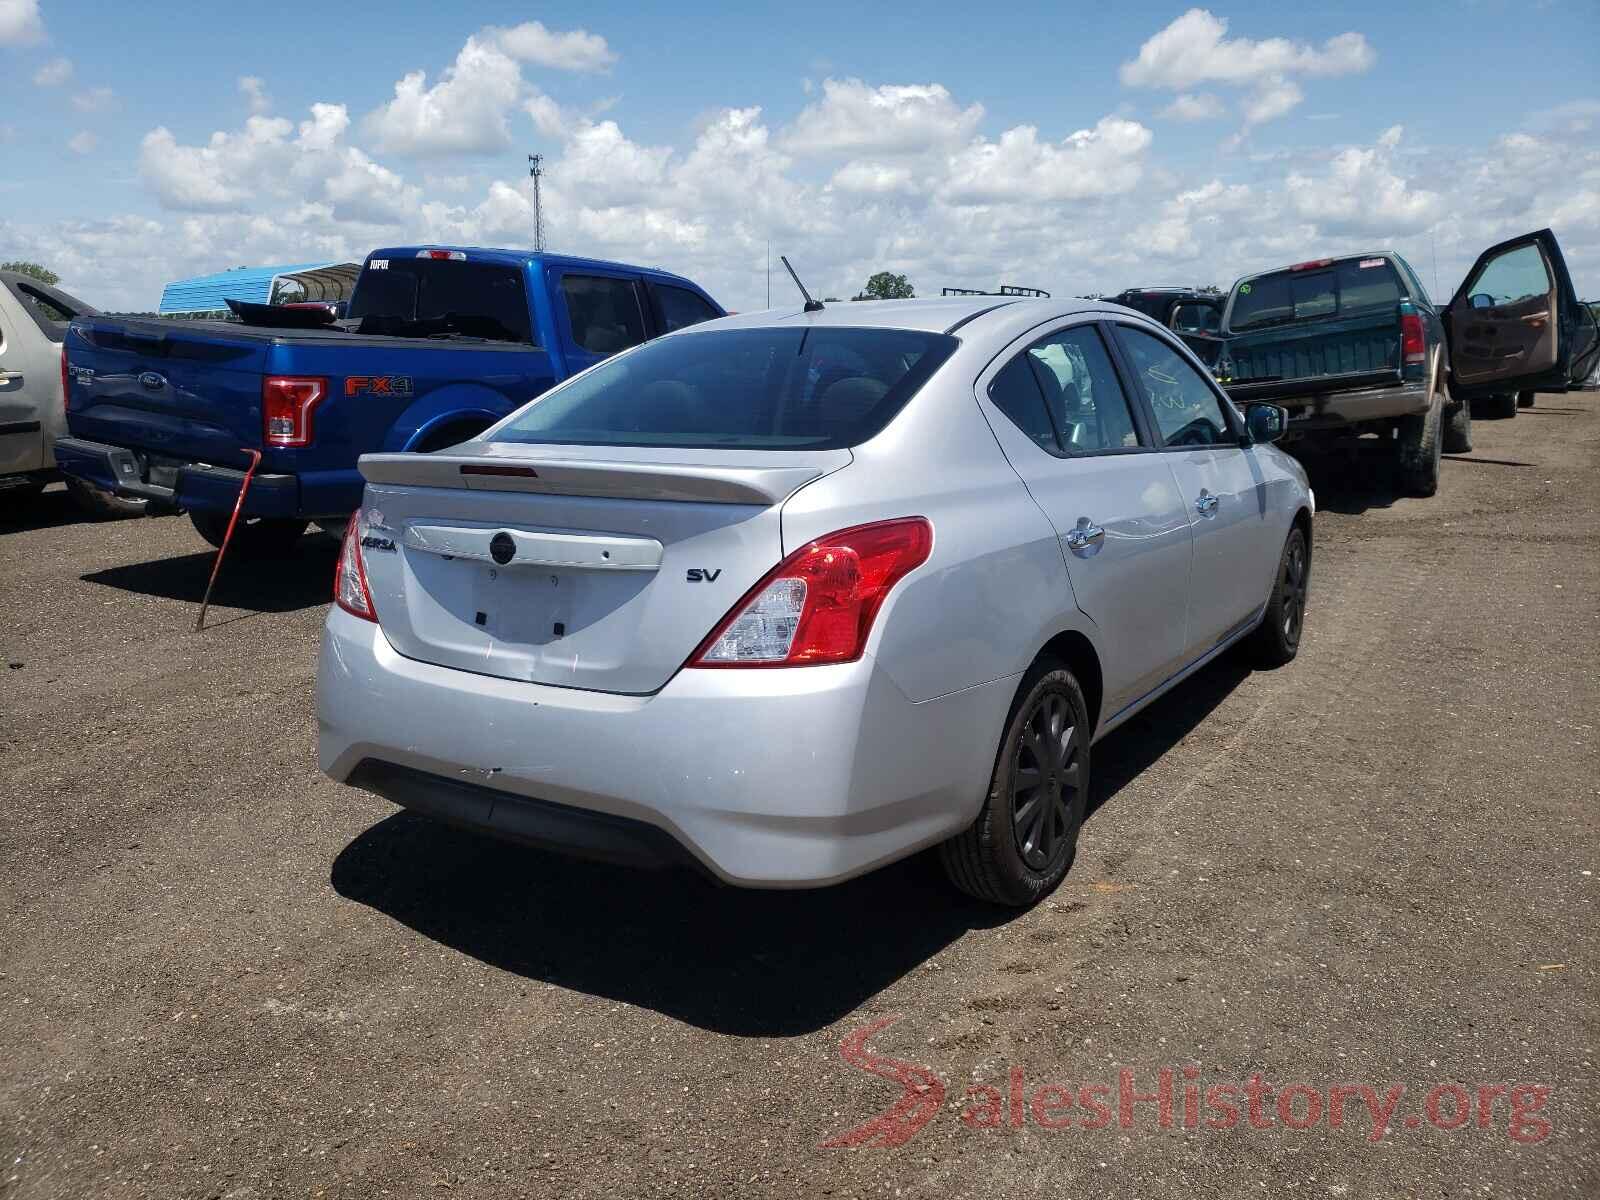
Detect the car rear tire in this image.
<box><xmin>1477</xmin><ymin>392</ymin><xmax>1518</xmax><ymax>419</ymax></box>
<box><xmin>1517</xmin><ymin>390</ymin><xmax>1535</xmax><ymax>408</ymax></box>
<box><xmin>190</xmin><ymin>511</ymin><xmax>309</xmax><ymax>556</ymax></box>
<box><xmin>65</xmin><ymin>477</ymin><xmax>146</xmax><ymax>519</ymax></box>
<box><xmin>1441</xmin><ymin>382</ymin><xmax>1472</xmax><ymax>455</ymax></box>
<box><xmin>1395</xmin><ymin>392</ymin><xmax>1442</xmax><ymax>497</ymax></box>
<box><xmin>940</xmin><ymin>661</ymin><xmax>1089</xmax><ymax>907</ymax></box>
<box><xmin>1245</xmin><ymin>525</ymin><xmax>1309</xmax><ymax>669</ymax></box>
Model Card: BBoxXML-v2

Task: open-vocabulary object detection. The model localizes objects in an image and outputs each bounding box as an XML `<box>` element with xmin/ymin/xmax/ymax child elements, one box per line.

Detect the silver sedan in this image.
<box><xmin>317</xmin><ymin>296</ymin><xmax>1312</xmax><ymax>906</ymax></box>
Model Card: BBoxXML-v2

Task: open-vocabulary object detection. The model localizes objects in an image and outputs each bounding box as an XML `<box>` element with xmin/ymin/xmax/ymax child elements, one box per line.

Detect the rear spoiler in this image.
<box><xmin>358</xmin><ymin>451</ymin><xmax>850</xmax><ymax>506</ymax></box>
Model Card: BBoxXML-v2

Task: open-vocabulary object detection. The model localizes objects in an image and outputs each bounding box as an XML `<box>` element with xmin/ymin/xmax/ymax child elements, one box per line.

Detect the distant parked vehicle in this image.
<box><xmin>1105</xmin><ymin>288</ymin><xmax>1223</xmax><ymax>360</ymax></box>
<box><xmin>55</xmin><ymin>249</ymin><xmax>724</xmax><ymax>555</ymax></box>
<box><xmin>319</xmin><ymin>295</ymin><xmax>1313</xmax><ymax>906</ymax></box>
<box><xmin>0</xmin><ymin>271</ymin><xmax>141</xmax><ymax>517</ymax></box>
<box><xmin>1212</xmin><ymin>230</ymin><xmax>1599</xmax><ymax>497</ymax></box>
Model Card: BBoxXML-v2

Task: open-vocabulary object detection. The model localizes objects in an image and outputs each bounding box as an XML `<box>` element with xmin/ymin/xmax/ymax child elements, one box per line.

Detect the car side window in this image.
<box><xmin>1114</xmin><ymin>325</ymin><xmax>1234</xmax><ymax>448</ymax></box>
<box><xmin>1171</xmin><ymin>302</ymin><xmax>1219</xmax><ymax>334</ymax></box>
<box><xmin>560</xmin><ymin>274</ymin><xmax>648</xmax><ymax>355</ymax></box>
<box><xmin>1022</xmin><ymin>326</ymin><xmax>1142</xmax><ymax>452</ymax></box>
<box><xmin>987</xmin><ymin>353</ymin><xmax>1057</xmax><ymax>452</ymax></box>
<box><xmin>1464</xmin><ymin>243</ymin><xmax>1551</xmax><ymax>308</ymax></box>
<box><xmin>654</xmin><ymin>284</ymin><xmax>719</xmax><ymax>333</ymax></box>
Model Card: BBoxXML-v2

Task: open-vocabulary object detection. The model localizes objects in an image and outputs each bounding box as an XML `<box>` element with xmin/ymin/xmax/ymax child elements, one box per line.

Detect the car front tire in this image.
<box><xmin>1246</xmin><ymin>525</ymin><xmax>1309</xmax><ymax>668</ymax></box>
<box><xmin>940</xmin><ymin>660</ymin><xmax>1090</xmax><ymax>907</ymax></box>
<box><xmin>1517</xmin><ymin>390</ymin><xmax>1535</xmax><ymax>408</ymax></box>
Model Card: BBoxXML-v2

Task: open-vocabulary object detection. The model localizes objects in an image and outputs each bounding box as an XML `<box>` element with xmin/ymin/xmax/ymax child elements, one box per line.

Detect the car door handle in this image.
<box><xmin>1065</xmin><ymin>518</ymin><xmax>1106</xmax><ymax>551</ymax></box>
<box><xmin>1520</xmin><ymin>311</ymin><xmax>1550</xmax><ymax>327</ymax></box>
<box><xmin>0</xmin><ymin>370</ymin><xmax>22</xmax><ymax>383</ymax></box>
<box><xmin>1195</xmin><ymin>491</ymin><xmax>1219</xmax><ymax>515</ymax></box>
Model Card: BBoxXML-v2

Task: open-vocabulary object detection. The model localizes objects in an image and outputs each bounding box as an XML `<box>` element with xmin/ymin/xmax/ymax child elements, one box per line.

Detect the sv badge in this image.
<box><xmin>685</xmin><ymin>568</ymin><xmax>722</xmax><ymax>582</ymax></box>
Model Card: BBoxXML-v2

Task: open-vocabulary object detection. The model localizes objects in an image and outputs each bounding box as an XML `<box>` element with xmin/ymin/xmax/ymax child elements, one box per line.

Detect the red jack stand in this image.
<box><xmin>194</xmin><ymin>449</ymin><xmax>262</xmax><ymax>632</ymax></box>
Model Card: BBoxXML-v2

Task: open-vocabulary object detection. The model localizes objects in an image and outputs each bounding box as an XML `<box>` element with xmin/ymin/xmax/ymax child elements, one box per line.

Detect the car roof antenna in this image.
<box><xmin>780</xmin><ymin>255</ymin><xmax>825</xmax><ymax>312</ymax></box>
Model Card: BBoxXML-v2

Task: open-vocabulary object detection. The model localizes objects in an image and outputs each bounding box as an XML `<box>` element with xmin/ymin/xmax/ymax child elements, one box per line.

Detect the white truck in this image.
<box><xmin>0</xmin><ymin>271</ymin><xmax>137</xmax><ymax>515</ymax></box>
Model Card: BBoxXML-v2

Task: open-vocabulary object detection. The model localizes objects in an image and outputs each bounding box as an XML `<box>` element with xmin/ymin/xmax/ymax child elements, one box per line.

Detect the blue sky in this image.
<box><xmin>2</xmin><ymin>0</ymin><xmax>1597</xmax><ymax>309</ymax></box>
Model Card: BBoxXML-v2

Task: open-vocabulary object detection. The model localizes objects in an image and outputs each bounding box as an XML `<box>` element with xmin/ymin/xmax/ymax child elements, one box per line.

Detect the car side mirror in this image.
<box><xmin>1244</xmin><ymin>402</ymin><xmax>1288</xmax><ymax>445</ymax></box>
<box><xmin>1468</xmin><ymin>293</ymin><xmax>1495</xmax><ymax>310</ymax></box>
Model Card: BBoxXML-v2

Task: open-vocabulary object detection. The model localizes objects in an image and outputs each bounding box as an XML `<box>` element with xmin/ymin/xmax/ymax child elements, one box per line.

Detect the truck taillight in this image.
<box><xmin>334</xmin><ymin>510</ymin><xmax>377</xmax><ymax>621</ymax></box>
<box><xmin>262</xmin><ymin>376</ymin><xmax>327</xmax><ymax>447</ymax></box>
<box><xmin>688</xmin><ymin>518</ymin><xmax>933</xmax><ymax>668</ymax></box>
<box><xmin>1400</xmin><ymin>308</ymin><xmax>1426</xmax><ymax>365</ymax></box>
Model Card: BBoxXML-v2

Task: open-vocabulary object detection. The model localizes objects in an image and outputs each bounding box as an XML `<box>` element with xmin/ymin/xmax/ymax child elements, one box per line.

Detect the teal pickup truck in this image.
<box><xmin>1214</xmin><ymin>229</ymin><xmax>1599</xmax><ymax>497</ymax></box>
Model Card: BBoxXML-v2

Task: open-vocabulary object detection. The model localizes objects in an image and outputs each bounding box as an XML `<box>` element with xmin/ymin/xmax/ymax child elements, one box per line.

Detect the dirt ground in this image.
<box><xmin>2</xmin><ymin>394</ymin><xmax>1596</xmax><ymax>1199</ymax></box>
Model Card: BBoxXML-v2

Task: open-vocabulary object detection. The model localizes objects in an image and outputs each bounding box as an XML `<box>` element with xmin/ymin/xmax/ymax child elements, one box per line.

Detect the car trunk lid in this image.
<box><xmin>355</xmin><ymin>444</ymin><xmax>851</xmax><ymax>694</ymax></box>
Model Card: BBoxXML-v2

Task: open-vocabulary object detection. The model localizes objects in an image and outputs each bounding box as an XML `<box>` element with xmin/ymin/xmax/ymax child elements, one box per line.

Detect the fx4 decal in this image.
<box><xmin>345</xmin><ymin>376</ymin><xmax>414</xmax><ymax>397</ymax></box>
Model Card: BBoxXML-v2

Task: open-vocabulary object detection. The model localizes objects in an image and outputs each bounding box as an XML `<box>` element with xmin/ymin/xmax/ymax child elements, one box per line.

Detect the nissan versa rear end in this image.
<box><xmin>318</xmin><ymin>298</ymin><xmax>1313</xmax><ymax>905</ymax></box>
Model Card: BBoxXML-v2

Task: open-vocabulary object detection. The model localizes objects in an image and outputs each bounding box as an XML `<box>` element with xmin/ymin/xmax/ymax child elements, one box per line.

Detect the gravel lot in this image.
<box><xmin>2</xmin><ymin>395</ymin><xmax>1596</xmax><ymax>1199</ymax></box>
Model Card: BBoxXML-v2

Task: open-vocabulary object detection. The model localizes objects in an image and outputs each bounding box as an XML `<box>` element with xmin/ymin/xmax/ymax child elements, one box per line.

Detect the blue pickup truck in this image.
<box><xmin>55</xmin><ymin>248</ymin><xmax>724</xmax><ymax>553</ymax></box>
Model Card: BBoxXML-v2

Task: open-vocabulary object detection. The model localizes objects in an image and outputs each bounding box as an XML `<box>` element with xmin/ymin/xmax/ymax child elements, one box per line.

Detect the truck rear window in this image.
<box><xmin>346</xmin><ymin>259</ymin><xmax>533</xmax><ymax>344</ymax></box>
<box><xmin>490</xmin><ymin>326</ymin><xmax>957</xmax><ymax>451</ymax></box>
<box><xmin>1230</xmin><ymin>259</ymin><xmax>1405</xmax><ymax>332</ymax></box>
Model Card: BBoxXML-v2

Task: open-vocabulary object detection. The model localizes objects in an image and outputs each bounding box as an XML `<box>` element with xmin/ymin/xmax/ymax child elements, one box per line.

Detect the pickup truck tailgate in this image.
<box><xmin>66</xmin><ymin>317</ymin><xmax>268</xmax><ymax>467</ymax></box>
<box><xmin>1227</xmin><ymin>314</ymin><xmax>1399</xmax><ymax>386</ymax></box>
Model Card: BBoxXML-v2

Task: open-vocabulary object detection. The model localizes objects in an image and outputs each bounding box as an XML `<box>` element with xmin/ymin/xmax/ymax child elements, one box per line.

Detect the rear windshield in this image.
<box><xmin>346</xmin><ymin>258</ymin><xmax>533</xmax><ymax>343</ymax></box>
<box><xmin>1229</xmin><ymin>258</ymin><xmax>1405</xmax><ymax>332</ymax></box>
<box><xmin>1114</xmin><ymin>292</ymin><xmax>1173</xmax><ymax>320</ymax></box>
<box><xmin>491</xmin><ymin>326</ymin><xmax>958</xmax><ymax>451</ymax></box>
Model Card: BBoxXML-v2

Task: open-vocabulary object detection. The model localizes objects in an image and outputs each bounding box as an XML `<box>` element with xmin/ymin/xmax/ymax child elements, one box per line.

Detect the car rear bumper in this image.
<box><xmin>316</xmin><ymin>605</ymin><xmax>1015</xmax><ymax>888</ymax></box>
<box><xmin>53</xmin><ymin>436</ymin><xmax>302</xmax><ymax>515</ymax></box>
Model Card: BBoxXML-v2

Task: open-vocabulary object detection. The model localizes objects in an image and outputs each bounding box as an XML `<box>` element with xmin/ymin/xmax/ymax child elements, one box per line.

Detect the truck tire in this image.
<box><xmin>190</xmin><ymin>511</ymin><xmax>309</xmax><ymax>556</ymax></box>
<box><xmin>1245</xmin><ymin>525</ymin><xmax>1309</xmax><ymax>668</ymax></box>
<box><xmin>65</xmin><ymin>477</ymin><xmax>147</xmax><ymax>519</ymax></box>
<box><xmin>1441</xmin><ymin>381</ymin><xmax>1472</xmax><ymax>455</ymax></box>
<box><xmin>1395</xmin><ymin>393</ymin><xmax>1442</xmax><ymax>498</ymax></box>
<box><xmin>1478</xmin><ymin>392</ymin><xmax>1518</xmax><ymax>419</ymax></box>
<box><xmin>940</xmin><ymin>659</ymin><xmax>1089</xmax><ymax>907</ymax></box>
<box><xmin>1517</xmin><ymin>390</ymin><xmax>1536</xmax><ymax>408</ymax></box>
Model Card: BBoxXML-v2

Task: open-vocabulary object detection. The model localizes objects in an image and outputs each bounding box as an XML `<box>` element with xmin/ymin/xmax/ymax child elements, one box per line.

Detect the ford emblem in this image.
<box><xmin>490</xmin><ymin>532</ymin><xmax>516</xmax><ymax>565</ymax></box>
<box><xmin>139</xmin><ymin>371</ymin><xmax>166</xmax><ymax>391</ymax></box>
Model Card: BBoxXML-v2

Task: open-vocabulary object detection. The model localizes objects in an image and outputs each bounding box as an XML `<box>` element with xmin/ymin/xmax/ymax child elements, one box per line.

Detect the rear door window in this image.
<box><xmin>492</xmin><ymin>326</ymin><xmax>957</xmax><ymax>450</ymax></box>
<box><xmin>560</xmin><ymin>274</ymin><xmax>649</xmax><ymax>354</ymax></box>
<box><xmin>651</xmin><ymin>283</ymin><xmax>720</xmax><ymax>333</ymax></box>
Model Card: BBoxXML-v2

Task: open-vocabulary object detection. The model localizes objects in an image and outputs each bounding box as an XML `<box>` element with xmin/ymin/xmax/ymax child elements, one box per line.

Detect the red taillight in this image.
<box><xmin>1400</xmin><ymin>308</ymin><xmax>1426</xmax><ymax>365</ymax></box>
<box><xmin>1289</xmin><ymin>259</ymin><xmax>1333</xmax><ymax>272</ymax></box>
<box><xmin>334</xmin><ymin>511</ymin><xmax>377</xmax><ymax>621</ymax></box>
<box><xmin>688</xmin><ymin>517</ymin><xmax>933</xmax><ymax>668</ymax></box>
<box><xmin>262</xmin><ymin>376</ymin><xmax>326</xmax><ymax>447</ymax></box>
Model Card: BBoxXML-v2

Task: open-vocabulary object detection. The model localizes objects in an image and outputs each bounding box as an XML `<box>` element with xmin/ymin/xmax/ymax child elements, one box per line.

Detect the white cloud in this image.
<box><xmin>0</xmin><ymin>0</ymin><xmax>42</xmax><ymax>45</ymax></box>
<box><xmin>364</xmin><ymin>34</ymin><xmax>529</xmax><ymax>155</ymax></box>
<box><xmin>67</xmin><ymin>131</ymin><xmax>97</xmax><ymax>156</ymax></box>
<box><xmin>238</xmin><ymin>75</ymin><xmax>271</xmax><ymax>115</ymax></box>
<box><xmin>829</xmin><ymin>161</ymin><xmax>916</xmax><ymax>195</ymax></box>
<box><xmin>1284</xmin><ymin>125</ymin><xmax>1440</xmax><ymax>234</ymax></box>
<box><xmin>782</xmin><ymin>79</ymin><xmax>983</xmax><ymax>157</ymax></box>
<box><xmin>1160</xmin><ymin>93</ymin><xmax>1225</xmax><ymax>122</ymax></box>
<box><xmin>71</xmin><ymin>87</ymin><xmax>117</xmax><ymax>113</ymax></box>
<box><xmin>1121</xmin><ymin>9</ymin><xmax>1375</xmax><ymax>90</ymax></box>
<box><xmin>1242</xmin><ymin>77</ymin><xmax>1304</xmax><ymax>126</ymax></box>
<box><xmin>33</xmin><ymin>56</ymin><xmax>72</xmax><ymax>87</ymax></box>
<box><xmin>944</xmin><ymin>117</ymin><xmax>1152</xmax><ymax>203</ymax></box>
<box><xmin>495</xmin><ymin>20</ymin><xmax>615</xmax><ymax>72</ymax></box>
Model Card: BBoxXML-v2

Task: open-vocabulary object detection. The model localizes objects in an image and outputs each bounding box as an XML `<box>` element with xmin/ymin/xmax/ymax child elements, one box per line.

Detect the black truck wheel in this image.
<box><xmin>1395</xmin><ymin>393</ymin><xmax>1442</xmax><ymax>497</ymax></box>
<box><xmin>1477</xmin><ymin>392</ymin><xmax>1518</xmax><ymax>419</ymax></box>
<box><xmin>1441</xmin><ymin>382</ymin><xmax>1472</xmax><ymax>455</ymax></box>
<box><xmin>65</xmin><ymin>477</ymin><xmax>147</xmax><ymax>519</ymax></box>
<box><xmin>1517</xmin><ymin>390</ymin><xmax>1536</xmax><ymax>408</ymax></box>
<box><xmin>190</xmin><ymin>511</ymin><xmax>309</xmax><ymax>556</ymax></box>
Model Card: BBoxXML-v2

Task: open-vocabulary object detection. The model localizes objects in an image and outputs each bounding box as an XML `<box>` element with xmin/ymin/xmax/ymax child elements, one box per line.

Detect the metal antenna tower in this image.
<box><xmin>528</xmin><ymin>154</ymin><xmax>546</xmax><ymax>252</ymax></box>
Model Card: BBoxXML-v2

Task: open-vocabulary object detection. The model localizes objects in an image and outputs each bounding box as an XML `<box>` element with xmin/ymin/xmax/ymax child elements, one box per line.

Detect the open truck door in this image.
<box><xmin>1445</xmin><ymin>228</ymin><xmax>1600</xmax><ymax>399</ymax></box>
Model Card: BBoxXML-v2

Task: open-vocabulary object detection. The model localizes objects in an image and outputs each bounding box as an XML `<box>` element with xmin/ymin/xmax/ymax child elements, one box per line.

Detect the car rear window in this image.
<box><xmin>346</xmin><ymin>258</ymin><xmax>533</xmax><ymax>344</ymax></box>
<box><xmin>491</xmin><ymin>326</ymin><xmax>958</xmax><ymax>450</ymax></box>
<box><xmin>1229</xmin><ymin>258</ymin><xmax>1405</xmax><ymax>332</ymax></box>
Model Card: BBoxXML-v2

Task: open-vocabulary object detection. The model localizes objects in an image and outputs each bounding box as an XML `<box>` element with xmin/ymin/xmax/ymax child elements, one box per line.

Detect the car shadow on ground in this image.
<box><xmin>0</xmin><ymin>483</ymin><xmax>116</xmax><ymax>535</ymax></box>
<box><xmin>330</xmin><ymin>651</ymin><xmax>1252</xmax><ymax>1037</ymax></box>
<box><xmin>82</xmin><ymin>537</ymin><xmax>338</xmax><ymax>614</ymax></box>
<box><xmin>1288</xmin><ymin>443</ymin><xmax>1404</xmax><ymax>515</ymax></box>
